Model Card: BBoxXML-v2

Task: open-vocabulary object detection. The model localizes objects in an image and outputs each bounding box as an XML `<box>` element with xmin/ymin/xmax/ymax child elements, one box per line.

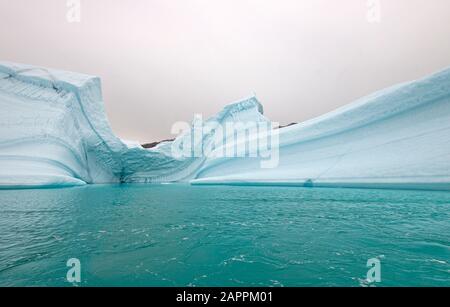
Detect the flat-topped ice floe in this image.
<box><xmin>1</xmin><ymin>61</ymin><xmax>450</xmax><ymax>190</ymax></box>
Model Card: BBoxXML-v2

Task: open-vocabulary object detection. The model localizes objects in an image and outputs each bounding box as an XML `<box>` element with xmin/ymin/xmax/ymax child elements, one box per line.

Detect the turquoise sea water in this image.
<box><xmin>0</xmin><ymin>184</ymin><xmax>449</xmax><ymax>287</ymax></box>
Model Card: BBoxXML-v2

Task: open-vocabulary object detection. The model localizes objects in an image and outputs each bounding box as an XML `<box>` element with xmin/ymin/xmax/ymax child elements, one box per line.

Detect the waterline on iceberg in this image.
<box><xmin>1</xmin><ymin>61</ymin><xmax>450</xmax><ymax>190</ymax></box>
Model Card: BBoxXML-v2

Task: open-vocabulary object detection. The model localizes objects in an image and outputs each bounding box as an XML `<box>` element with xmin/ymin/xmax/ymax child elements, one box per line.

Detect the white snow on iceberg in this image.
<box><xmin>1</xmin><ymin>61</ymin><xmax>450</xmax><ymax>190</ymax></box>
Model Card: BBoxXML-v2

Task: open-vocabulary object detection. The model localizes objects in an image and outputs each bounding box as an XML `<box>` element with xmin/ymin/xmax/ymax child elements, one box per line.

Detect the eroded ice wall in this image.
<box><xmin>0</xmin><ymin>62</ymin><xmax>125</xmax><ymax>187</ymax></box>
<box><xmin>0</xmin><ymin>61</ymin><xmax>267</xmax><ymax>187</ymax></box>
<box><xmin>1</xmin><ymin>61</ymin><xmax>450</xmax><ymax>190</ymax></box>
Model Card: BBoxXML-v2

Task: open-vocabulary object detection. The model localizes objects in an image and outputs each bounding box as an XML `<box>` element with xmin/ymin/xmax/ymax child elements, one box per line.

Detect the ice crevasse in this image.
<box><xmin>1</xmin><ymin>61</ymin><xmax>450</xmax><ymax>190</ymax></box>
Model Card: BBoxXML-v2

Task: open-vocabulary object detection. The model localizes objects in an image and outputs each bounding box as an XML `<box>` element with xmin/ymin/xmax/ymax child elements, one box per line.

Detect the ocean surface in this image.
<box><xmin>0</xmin><ymin>184</ymin><xmax>449</xmax><ymax>287</ymax></box>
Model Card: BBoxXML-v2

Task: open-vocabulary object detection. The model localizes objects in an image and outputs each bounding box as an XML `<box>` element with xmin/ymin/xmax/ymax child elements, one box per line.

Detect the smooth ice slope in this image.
<box><xmin>192</xmin><ymin>69</ymin><xmax>450</xmax><ymax>190</ymax></box>
<box><xmin>1</xmin><ymin>61</ymin><xmax>450</xmax><ymax>190</ymax></box>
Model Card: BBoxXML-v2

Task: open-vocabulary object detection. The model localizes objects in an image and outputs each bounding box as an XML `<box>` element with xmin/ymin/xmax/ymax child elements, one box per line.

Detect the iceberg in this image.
<box><xmin>1</xmin><ymin>61</ymin><xmax>450</xmax><ymax>190</ymax></box>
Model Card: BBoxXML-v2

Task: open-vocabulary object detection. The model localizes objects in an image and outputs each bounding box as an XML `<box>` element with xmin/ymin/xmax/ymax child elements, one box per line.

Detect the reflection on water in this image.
<box><xmin>0</xmin><ymin>184</ymin><xmax>449</xmax><ymax>286</ymax></box>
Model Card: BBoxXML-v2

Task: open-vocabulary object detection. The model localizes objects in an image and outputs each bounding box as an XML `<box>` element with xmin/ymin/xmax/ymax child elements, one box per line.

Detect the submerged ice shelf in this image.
<box><xmin>1</xmin><ymin>61</ymin><xmax>450</xmax><ymax>190</ymax></box>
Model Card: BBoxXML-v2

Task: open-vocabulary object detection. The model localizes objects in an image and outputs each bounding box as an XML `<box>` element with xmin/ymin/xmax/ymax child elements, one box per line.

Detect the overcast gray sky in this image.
<box><xmin>1</xmin><ymin>0</ymin><xmax>450</xmax><ymax>142</ymax></box>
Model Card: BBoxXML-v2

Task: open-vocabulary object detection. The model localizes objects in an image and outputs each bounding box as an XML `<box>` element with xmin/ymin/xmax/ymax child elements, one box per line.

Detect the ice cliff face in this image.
<box><xmin>0</xmin><ymin>62</ymin><xmax>123</xmax><ymax>187</ymax></box>
<box><xmin>1</xmin><ymin>61</ymin><xmax>450</xmax><ymax>190</ymax></box>
<box><xmin>0</xmin><ymin>61</ymin><xmax>268</xmax><ymax>187</ymax></box>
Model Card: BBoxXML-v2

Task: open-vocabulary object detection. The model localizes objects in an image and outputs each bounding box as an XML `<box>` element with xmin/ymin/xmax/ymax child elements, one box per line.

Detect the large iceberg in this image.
<box><xmin>1</xmin><ymin>61</ymin><xmax>450</xmax><ymax>190</ymax></box>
